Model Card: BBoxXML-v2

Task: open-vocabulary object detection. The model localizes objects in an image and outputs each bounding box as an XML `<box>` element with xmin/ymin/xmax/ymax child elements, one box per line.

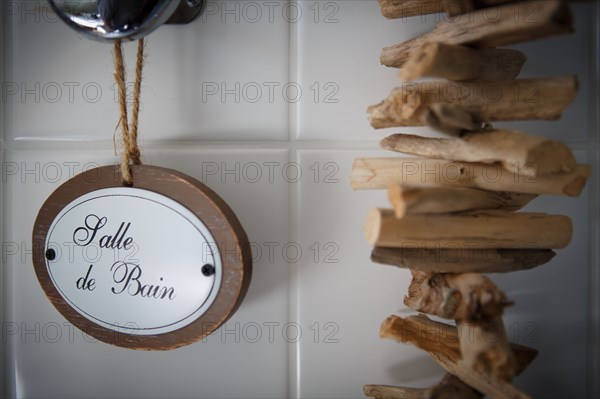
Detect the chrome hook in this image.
<box><xmin>48</xmin><ymin>0</ymin><xmax>206</xmax><ymax>42</ymax></box>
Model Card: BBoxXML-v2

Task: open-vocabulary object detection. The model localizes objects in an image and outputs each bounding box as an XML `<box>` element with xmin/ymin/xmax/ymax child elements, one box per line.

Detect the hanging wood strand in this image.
<box><xmin>387</xmin><ymin>184</ymin><xmax>536</xmax><ymax>217</ymax></box>
<box><xmin>380</xmin><ymin>130</ymin><xmax>577</xmax><ymax>177</ymax></box>
<box><xmin>364</xmin><ymin>208</ymin><xmax>573</xmax><ymax>249</ymax></box>
<box><xmin>350</xmin><ymin>158</ymin><xmax>591</xmax><ymax>196</ymax></box>
<box><xmin>456</xmin><ymin>317</ymin><xmax>517</xmax><ymax>382</ymax></box>
<box><xmin>380</xmin><ymin>315</ymin><xmax>538</xmax><ymax>375</ymax></box>
<box><xmin>367</xmin><ymin>76</ymin><xmax>579</xmax><ymax>128</ymax></box>
<box><xmin>399</xmin><ymin>43</ymin><xmax>527</xmax><ymax>82</ymax></box>
<box><xmin>380</xmin><ymin>315</ymin><xmax>537</xmax><ymax>399</ymax></box>
<box><xmin>380</xmin><ymin>0</ymin><xmax>573</xmax><ymax>68</ymax></box>
<box><xmin>370</xmin><ymin>246</ymin><xmax>556</xmax><ymax>274</ymax></box>
<box><xmin>377</xmin><ymin>0</ymin><xmax>530</xmax><ymax>19</ymax></box>
<box><xmin>404</xmin><ymin>271</ymin><xmax>511</xmax><ymax>321</ymax></box>
<box><xmin>364</xmin><ymin>373</ymin><xmax>482</xmax><ymax>399</ymax></box>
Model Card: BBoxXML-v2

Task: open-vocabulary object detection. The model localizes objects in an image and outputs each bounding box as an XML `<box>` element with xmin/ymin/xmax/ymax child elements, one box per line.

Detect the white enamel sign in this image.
<box><xmin>45</xmin><ymin>187</ymin><xmax>222</xmax><ymax>335</ymax></box>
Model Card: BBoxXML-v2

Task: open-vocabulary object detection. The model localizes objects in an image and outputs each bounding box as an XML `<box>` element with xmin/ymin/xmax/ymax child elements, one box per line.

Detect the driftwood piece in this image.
<box><xmin>381</xmin><ymin>315</ymin><xmax>537</xmax><ymax>399</ymax></box>
<box><xmin>364</xmin><ymin>373</ymin><xmax>482</xmax><ymax>399</ymax></box>
<box><xmin>364</xmin><ymin>384</ymin><xmax>428</xmax><ymax>399</ymax></box>
<box><xmin>365</xmin><ymin>208</ymin><xmax>573</xmax><ymax>249</ymax></box>
<box><xmin>350</xmin><ymin>158</ymin><xmax>591</xmax><ymax>197</ymax></box>
<box><xmin>378</xmin><ymin>0</ymin><xmax>449</xmax><ymax>18</ymax></box>
<box><xmin>368</xmin><ymin>76</ymin><xmax>578</xmax><ymax>128</ymax></box>
<box><xmin>443</xmin><ymin>0</ymin><xmax>474</xmax><ymax>17</ymax></box>
<box><xmin>380</xmin><ymin>315</ymin><xmax>538</xmax><ymax>375</ymax></box>
<box><xmin>377</xmin><ymin>0</ymin><xmax>552</xmax><ymax>19</ymax></box>
<box><xmin>380</xmin><ymin>0</ymin><xmax>573</xmax><ymax>68</ymax></box>
<box><xmin>405</xmin><ymin>271</ymin><xmax>510</xmax><ymax>320</ymax></box>
<box><xmin>399</xmin><ymin>43</ymin><xmax>526</xmax><ymax>82</ymax></box>
<box><xmin>457</xmin><ymin>318</ymin><xmax>517</xmax><ymax>382</ymax></box>
<box><xmin>380</xmin><ymin>131</ymin><xmax>577</xmax><ymax>176</ymax></box>
<box><xmin>387</xmin><ymin>184</ymin><xmax>536</xmax><ymax>217</ymax></box>
<box><xmin>364</xmin><ymin>384</ymin><xmax>432</xmax><ymax>399</ymax></box>
<box><xmin>371</xmin><ymin>246</ymin><xmax>556</xmax><ymax>273</ymax></box>
<box><xmin>423</xmin><ymin>104</ymin><xmax>482</xmax><ymax>136</ymax></box>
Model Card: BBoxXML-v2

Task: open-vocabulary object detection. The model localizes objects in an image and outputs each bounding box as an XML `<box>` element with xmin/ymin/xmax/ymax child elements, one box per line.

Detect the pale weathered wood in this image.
<box><xmin>368</xmin><ymin>76</ymin><xmax>578</xmax><ymax>128</ymax></box>
<box><xmin>380</xmin><ymin>315</ymin><xmax>538</xmax><ymax>375</ymax></box>
<box><xmin>365</xmin><ymin>208</ymin><xmax>572</xmax><ymax>249</ymax></box>
<box><xmin>378</xmin><ymin>0</ymin><xmax>448</xmax><ymax>18</ymax></box>
<box><xmin>443</xmin><ymin>0</ymin><xmax>474</xmax><ymax>17</ymax></box>
<box><xmin>457</xmin><ymin>318</ymin><xmax>517</xmax><ymax>381</ymax></box>
<box><xmin>399</xmin><ymin>43</ymin><xmax>526</xmax><ymax>81</ymax></box>
<box><xmin>371</xmin><ymin>247</ymin><xmax>556</xmax><ymax>273</ymax></box>
<box><xmin>377</xmin><ymin>0</ymin><xmax>533</xmax><ymax>19</ymax></box>
<box><xmin>380</xmin><ymin>131</ymin><xmax>577</xmax><ymax>176</ymax></box>
<box><xmin>350</xmin><ymin>158</ymin><xmax>591</xmax><ymax>197</ymax></box>
<box><xmin>381</xmin><ymin>315</ymin><xmax>537</xmax><ymax>399</ymax></box>
<box><xmin>381</xmin><ymin>0</ymin><xmax>573</xmax><ymax>68</ymax></box>
<box><xmin>364</xmin><ymin>384</ymin><xmax>430</xmax><ymax>399</ymax></box>
<box><xmin>423</xmin><ymin>104</ymin><xmax>482</xmax><ymax>136</ymax></box>
<box><xmin>430</xmin><ymin>373</ymin><xmax>482</xmax><ymax>398</ymax></box>
<box><xmin>405</xmin><ymin>271</ymin><xmax>511</xmax><ymax>320</ymax></box>
<box><xmin>387</xmin><ymin>184</ymin><xmax>536</xmax><ymax>217</ymax></box>
<box><xmin>364</xmin><ymin>374</ymin><xmax>482</xmax><ymax>399</ymax></box>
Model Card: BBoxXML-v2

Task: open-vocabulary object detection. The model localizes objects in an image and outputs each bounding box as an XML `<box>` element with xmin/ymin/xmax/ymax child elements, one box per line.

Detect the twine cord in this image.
<box><xmin>113</xmin><ymin>38</ymin><xmax>145</xmax><ymax>184</ymax></box>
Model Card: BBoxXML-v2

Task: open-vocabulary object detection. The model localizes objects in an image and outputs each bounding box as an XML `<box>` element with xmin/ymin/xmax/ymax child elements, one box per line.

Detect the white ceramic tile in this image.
<box><xmin>295</xmin><ymin>1</ymin><xmax>437</xmax><ymax>141</ymax></box>
<box><xmin>3</xmin><ymin>148</ymin><xmax>290</xmax><ymax>398</ymax></box>
<box><xmin>294</xmin><ymin>150</ymin><xmax>444</xmax><ymax>398</ymax></box>
<box><xmin>6</xmin><ymin>0</ymin><xmax>289</xmax><ymax>141</ymax></box>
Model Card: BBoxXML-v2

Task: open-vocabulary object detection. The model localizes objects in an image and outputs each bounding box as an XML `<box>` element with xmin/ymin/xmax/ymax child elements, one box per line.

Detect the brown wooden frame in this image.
<box><xmin>32</xmin><ymin>165</ymin><xmax>252</xmax><ymax>350</ymax></box>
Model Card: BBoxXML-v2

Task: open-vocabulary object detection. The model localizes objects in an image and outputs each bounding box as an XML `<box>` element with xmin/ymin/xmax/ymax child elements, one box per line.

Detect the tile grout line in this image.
<box><xmin>4</xmin><ymin>139</ymin><xmax>594</xmax><ymax>151</ymax></box>
<box><xmin>4</xmin><ymin>136</ymin><xmax>595</xmax><ymax>151</ymax></box>
<box><xmin>287</xmin><ymin>6</ymin><xmax>300</xmax><ymax>399</ymax></box>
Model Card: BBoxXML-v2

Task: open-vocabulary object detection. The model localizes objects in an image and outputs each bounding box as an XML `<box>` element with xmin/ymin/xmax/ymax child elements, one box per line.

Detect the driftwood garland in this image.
<box><xmin>387</xmin><ymin>184</ymin><xmax>536</xmax><ymax>217</ymax></box>
<box><xmin>365</xmin><ymin>208</ymin><xmax>573</xmax><ymax>249</ymax></box>
<box><xmin>456</xmin><ymin>317</ymin><xmax>517</xmax><ymax>382</ymax></box>
<box><xmin>380</xmin><ymin>0</ymin><xmax>573</xmax><ymax>68</ymax></box>
<box><xmin>399</xmin><ymin>43</ymin><xmax>527</xmax><ymax>82</ymax></box>
<box><xmin>358</xmin><ymin>0</ymin><xmax>589</xmax><ymax>397</ymax></box>
<box><xmin>371</xmin><ymin>247</ymin><xmax>556</xmax><ymax>274</ymax></box>
<box><xmin>377</xmin><ymin>0</ymin><xmax>469</xmax><ymax>19</ymax></box>
<box><xmin>380</xmin><ymin>315</ymin><xmax>539</xmax><ymax>374</ymax></box>
<box><xmin>422</xmin><ymin>104</ymin><xmax>482</xmax><ymax>135</ymax></box>
<box><xmin>380</xmin><ymin>315</ymin><xmax>536</xmax><ymax>399</ymax></box>
<box><xmin>404</xmin><ymin>271</ymin><xmax>511</xmax><ymax>320</ymax></box>
<box><xmin>365</xmin><ymin>373</ymin><xmax>482</xmax><ymax>399</ymax></box>
<box><xmin>350</xmin><ymin>158</ymin><xmax>590</xmax><ymax>196</ymax></box>
<box><xmin>380</xmin><ymin>130</ymin><xmax>577</xmax><ymax>176</ymax></box>
<box><xmin>367</xmin><ymin>76</ymin><xmax>578</xmax><ymax>128</ymax></box>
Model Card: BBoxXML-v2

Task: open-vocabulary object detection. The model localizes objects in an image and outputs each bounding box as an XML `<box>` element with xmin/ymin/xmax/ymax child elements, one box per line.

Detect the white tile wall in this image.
<box><xmin>1</xmin><ymin>1</ymin><xmax>598</xmax><ymax>399</ymax></box>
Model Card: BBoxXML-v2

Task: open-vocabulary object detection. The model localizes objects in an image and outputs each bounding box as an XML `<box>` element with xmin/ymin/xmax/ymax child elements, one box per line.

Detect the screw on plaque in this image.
<box><xmin>46</xmin><ymin>248</ymin><xmax>56</xmax><ymax>261</ymax></box>
<box><xmin>202</xmin><ymin>264</ymin><xmax>215</xmax><ymax>277</ymax></box>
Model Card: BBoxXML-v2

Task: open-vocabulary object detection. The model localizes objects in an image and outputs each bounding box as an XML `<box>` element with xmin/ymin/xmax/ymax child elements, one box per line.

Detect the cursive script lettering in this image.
<box><xmin>73</xmin><ymin>214</ymin><xmax>106</xmax><ymax>246</ymax></box>
<box><xmin>76</xmin><ymin>265</ymin><xmax>96</xmax><ymax>291</ymax></box>
<box><xmin>110</xmin><ymin>261</ymin><xmax>175</xmax><ymax>300</ymax></box>
<box><xmin>73</xmin><ymin>215</ymin><xmax>133</xmax><ymax>250</ymax></box>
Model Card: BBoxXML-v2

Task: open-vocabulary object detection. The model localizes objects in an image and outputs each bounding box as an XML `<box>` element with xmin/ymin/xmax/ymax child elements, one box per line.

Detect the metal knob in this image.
<box><xmin>48</xmin><ymin>0</ymin><xmax>205</xmax><ymax>41</ymax></box>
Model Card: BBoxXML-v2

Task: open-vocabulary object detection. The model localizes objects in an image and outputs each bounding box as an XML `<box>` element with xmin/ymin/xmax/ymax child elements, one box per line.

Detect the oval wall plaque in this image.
<box><xmin>32</xmin><ymin>165</ymin><xmax>252</xmax><ymax>350</ymax></box>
